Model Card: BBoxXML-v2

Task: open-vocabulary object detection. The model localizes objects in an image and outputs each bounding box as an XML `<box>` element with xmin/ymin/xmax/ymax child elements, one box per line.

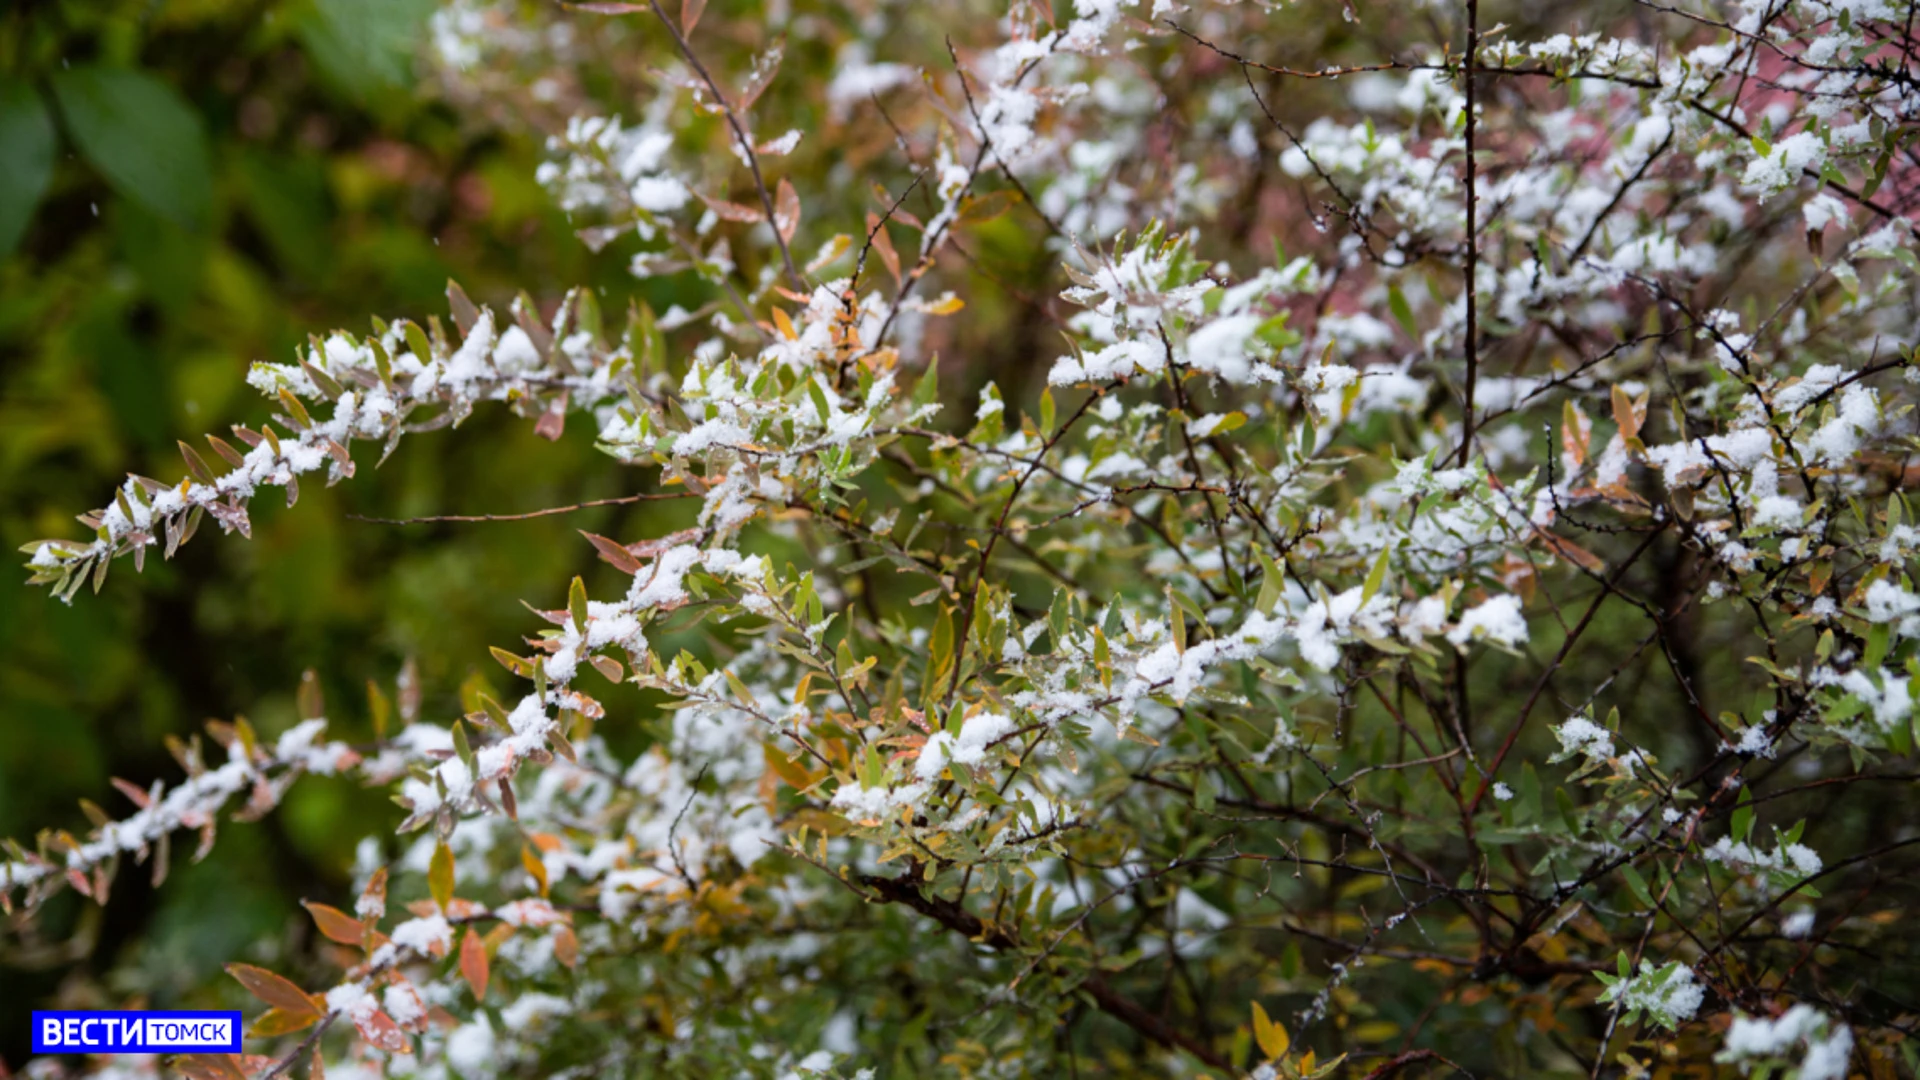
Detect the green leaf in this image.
<box><xmin>1361</xmin><ymin>546</ymin><xmax>1391</xmax><ymax>604</ymax></box>
<box><xmin>807</xmin><ymin>378</ymin><xmax>833</xmax><ymax>427</ymax></box>
<box><xmin>1731</xmin><ymin>785</ymin><xmax>1754</xmax><ymax>843</ymax></box>
<box><xmin>1387</xmin><ymin>283</ymin><xmax>1418</xmax><ymax>340</ymax></box>
<box><xmin>236</xmin><ymin>149</ymin><xmax>331</xmax><ymax>277</ymax></box>
<box><xmin>1039</xmin><ymin>388</ymin><xmax>1056</xmax><ymax>436</ymax></box>
<box><xmin>569</xmin><ymin>575</ymin><xmax>590</xmax><ymax>634</ymax></box>
<box><xmin>1622</xmin><ymin>865</ymin><xmax>1655</xmax><ymax>908</ymax></box>
<box><xmin>1254</xmin><ymin>546</ymin><xmax>1284</xmax><ymax>617</ymax></box>
<box><xmin>1865</xmin><ymin>623</ymin><xmax>1891</xmax><ymax>670</ymax></box>
<box><xmin>0</xmin><ymin>81</ymin><xmax>57</xmax><ymax>255</ymax></box>
<box><xmin>450</xmin><ymin>719</ymin><xmax>473</xmax><ymax>769</ymax></box>
<box><xmin>295</xmin><ymin>0</ymin><xmax>439</xmax><ymax>101</ymax></box>
<box><xmin>51</xmin><ymin>66</ymin><xmax>213</xmax><ymax>231</ymax></box>
<box><xmin>925</xmin><ymin>606</ymin><xmax>955</xmax><ymax>708</ymax></box>
<box><xmin>1169</xmin><ymin>589</ymin><xmax>1186</xmax><ymax>654</ymax></box>
<box><xmin>912</xmin><ymin>355</ymin><xmax>940</xmax><ymax>410</ymax></box>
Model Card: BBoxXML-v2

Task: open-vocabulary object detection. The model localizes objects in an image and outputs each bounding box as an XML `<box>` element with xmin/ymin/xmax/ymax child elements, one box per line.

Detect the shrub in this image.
<box><xmin>9</xmin><ymin>0</ymin><xmax>1920</xmax><ymax>1076</ymax></box>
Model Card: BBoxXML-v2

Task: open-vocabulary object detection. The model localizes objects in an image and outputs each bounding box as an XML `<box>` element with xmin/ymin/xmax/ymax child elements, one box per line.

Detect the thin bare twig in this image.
<box><xmin>349</xmin><ymin>492</ymin><xmax>695</xmax><ymax>526</ymax></box>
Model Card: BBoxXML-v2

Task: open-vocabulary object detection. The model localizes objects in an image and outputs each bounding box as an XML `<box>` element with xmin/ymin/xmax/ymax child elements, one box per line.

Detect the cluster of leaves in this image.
<box><xmin>8</xmin><ymin>0</ymin><xmax>1920</xmax><ymax>1078</ymax></box>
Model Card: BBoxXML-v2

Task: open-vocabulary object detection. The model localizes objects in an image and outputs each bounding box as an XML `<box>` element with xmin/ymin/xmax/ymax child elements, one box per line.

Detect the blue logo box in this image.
<box><xmin>32</xmin><ymin>1011</ymin><xmax>243</xmax><ymax>1054</ymax></box>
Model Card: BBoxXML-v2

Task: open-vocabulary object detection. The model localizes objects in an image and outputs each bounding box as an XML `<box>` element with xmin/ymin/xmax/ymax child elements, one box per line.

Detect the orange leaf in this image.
<box><xmin>225</xmin><ymin>964</ymin><xmax>320</xmax><ymax>1018</ymax></box>
<box><xmin>1537</xmin><ymin>529</ymin><xmax>1607</xmax><ymax>574</ymax></box>
<box><xmin>460</xmin><ymin>928</ymin><xmax>490</xmax><ymax>1001</ymax></box>
<box><xmin>554</xmin><ymin>924</ymin><xmax>579</xmax><ymax>969</ymax></box>
<box><xmin>360</xmin><ymin>867</ymin><xmax>387</xmax><ymax>922</ymax></box>
<box><xmin>249</xmin><ymin>1008</ymin><xmax>319</xmax><ymax>1038</ymax></box>
<box><xmin>302</xmin><ymin>901</ymin><xmax>365</xmax><ymax>946</ymax></box>
<box><xmin>1561</xmin><ymin>399</ymin><xmax>1591</xmax><ymax>469</ymax></box>
<box><xmin>865</xmin><ymin>212</ymin><xmax>901</xmax><ymax>287</ymax></box>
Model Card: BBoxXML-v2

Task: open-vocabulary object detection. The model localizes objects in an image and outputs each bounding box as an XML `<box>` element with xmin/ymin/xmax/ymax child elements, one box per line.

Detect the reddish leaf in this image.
<box><xmin>589</xmin><ymin>655</ymin><xmax>625</xmax><ymax>683</ymax></box>
<box><xmin>110</xmin><ymin>776</ymin><xmax>153</xmax><ymax>808</ymax></box>
<box><xmin>445</xmin><ymin>280</ymin><xmax>479</xmax><ymax>338</ymax></box>
<box><xmin>554</xmin><ymin>924</ymin><xmax>579</xmax><ymax>969</ymax></box>
<box><xmin>695</xmin><ymin>192</ymin><xmax>763</xmax><ymax>223</ymax></box>
<box><xmin>567</xmin><ymin>0</ymin><xmax>648</xmax><ymax>10</ymax></box>
<box><xmin>352</xmin><ymin>1010</ymin><xmax>410</xmax><ymax>1054</ymax></box>
<box><xmin>680</xmin><ymin>0</ymin><xmax>706</xmax><ymax>35</ymax></box>
<box><xmin>580</xmin><ymin>531</ymin><xmax>643</xmax><ymax>574</ymax></box>
<box><xmin>534</xmin><ymin>402</ymin><xmax>567</xmax><ymax>441</ymax></box>
<box><xmin>738</xmin><ymin>41</ymin><xmax>785</xmax><ymax>114</ymax></box>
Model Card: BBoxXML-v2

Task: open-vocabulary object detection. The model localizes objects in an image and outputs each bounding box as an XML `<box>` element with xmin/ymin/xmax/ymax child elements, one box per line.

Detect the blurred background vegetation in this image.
<box><xmin>0</xmin><ymin>0</ymin><xmax>714</xmax><ymax>1062</ymax></box>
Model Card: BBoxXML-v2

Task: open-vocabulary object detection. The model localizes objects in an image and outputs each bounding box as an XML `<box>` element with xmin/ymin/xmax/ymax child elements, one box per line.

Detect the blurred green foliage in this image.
<box><xmin>0</xmin><ymin>0</ymin><xmax>696</xmax><ymax>1057</ymax></box>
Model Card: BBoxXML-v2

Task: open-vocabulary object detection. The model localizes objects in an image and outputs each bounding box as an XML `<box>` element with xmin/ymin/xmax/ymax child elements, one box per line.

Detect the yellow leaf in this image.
<box><xmin>520</xmin><ymin>844</ymin><xmax>550</xmax><ymax>899</ymax></box>
<box><xmin>249</xmin><ymin>1008</ymin><xmax>319</xmax><ymax>1038</ymax></box>
<box><xmin>429</xmin><ymin>840</ymin><xmax>455</xmax><ymax>911</ymax></box>
<box><xmin>765</xmin><ymin>743</ymin><xmax>814</xmax><ymax>790</ymax></box>
<box><xmin>1251</xmin><ymin>1001</ymin><xmax>1290</xmax><ymax>1060</ymax></box>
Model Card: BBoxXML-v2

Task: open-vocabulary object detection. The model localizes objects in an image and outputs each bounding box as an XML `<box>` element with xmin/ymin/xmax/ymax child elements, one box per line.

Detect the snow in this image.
<box><xmin>916</xmin><ymin>713</ymin><xmax>1016</xmax><ymax>779</ymax></box>
<box><xmin>1447</xmin><ymin>595</ymin><xmax>1529</xmax><ymax>649</ymax></box>
<box><xmin>390</xmin><ymin>915</ymin><xmax>454</xmax><ymax>956</ymax></box>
